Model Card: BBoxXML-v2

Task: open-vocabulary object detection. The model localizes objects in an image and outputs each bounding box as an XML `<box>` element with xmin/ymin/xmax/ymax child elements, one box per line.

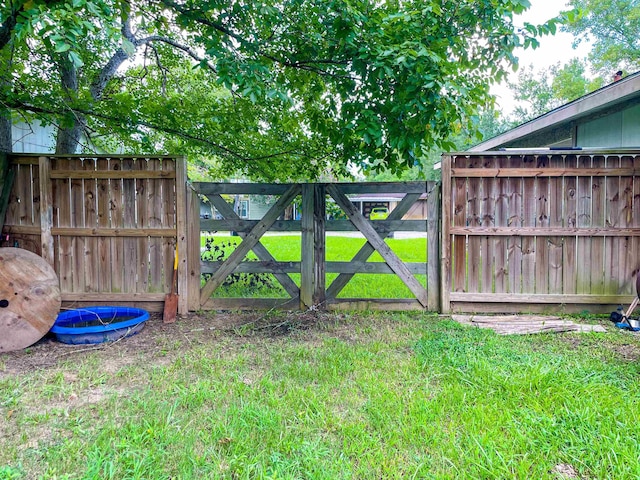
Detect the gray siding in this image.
<box><xmin>577</xmin><ymin>103</ymin><xmax>640</xmax><ymax>147</ymax></box>
<box><xmin>12</xmin><ymin>121</ymin><xmax>56</xmax><ymax>153</ymax></box>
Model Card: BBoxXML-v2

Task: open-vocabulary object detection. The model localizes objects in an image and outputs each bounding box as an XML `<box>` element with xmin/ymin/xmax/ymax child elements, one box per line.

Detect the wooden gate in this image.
<box><xmin>189</xmin><ymin>182</ymin><xmax>441</xmax><ymax>311</ymax></box>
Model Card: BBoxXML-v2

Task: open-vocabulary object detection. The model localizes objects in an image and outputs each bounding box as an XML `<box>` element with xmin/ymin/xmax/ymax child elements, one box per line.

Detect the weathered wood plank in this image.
<box><xmin>327</xmin><ymin>298</ymin><xmax>425</xmax><ymax>311</ymax></box>
<box><xmin>69</xmin><ymin>159</ymin><xmax>86</xmax><ymax>293</ymax></box>
<box><xmin>448</xmin><ymin>227</ymin><xmax>640</xmax><ymax>236</ymax></box>
<box><xmin>109</xmin><ymin>158</ymin><xmax>125</xmax><ymax>294</ymax></box>
<box><xmin>300</xmin><ymin>184</ymin><xmax>315</xmax><ymax>308</ymax></box>
<box><xmin>452</xmin><ymin>167</ymin><xmax>640</xmax><ymax>177</ymax></box>
<box><xmin>174</xmin><ymin>158</ymin><xmax>188</xmax><ymax>314</ymax></box>
<box><xmin>201</xmin><ymin>218</ymin><xmax>427</xmax><ymax>232</ymax></box>
<box><xmin>493</xmin><ymin>155</ymin><xmax>508</xmax><ymax>293</ymax></box>
<box><xmin>50</xmin><ymin>170</ymin><xmax>176</xmax><ymax>179</ymax></box>
<box><xmin>52</xmin><ymin>157</ymin><xmax>73</xmax><ymax>292</ymax></box>
<box><xmin>590</xmin><ymin>155</ymin><xmax>606</xmax><ymax>294</ymax></box>
<box><xmin>121</xmin><ymin>158</ymin><xmax>138</xmax><ymax>295</ymax></box>
<box><xmin>507</xmin><ymin>154</ymin><xmax>523</xmax><ymax>294</ymax></box>
<box><xmin>187</xmin><ymin>187</ymin><xmax>202</xmax><ymax>311</ymax></box>
<box><xmin>96</xmin><ymin>158</ymin><xmax>112</xmax><ymax>292</ymax></box>
<box><xmin>147</xmin><ymin>158</ymin><xmax>163</xmax><ymax>293</ymax></box>
<box><xmin>548</xmin><ymin>155</ymin><xmax>564</xmax><ymax>294</ymax></box>
<box><xmin>326</xmin><ymin>184</ymin><xmax>428</xmax><ymax>307</ymax></box>
<box><xmin>313</xmin><ymin>184</ymin><xmax>326</xmax><ymax>306</ymax></box>
<box><xmin>466</xmin><ymin>158</ymin><xmax>480</xmax><ymax>293</ymax></box>
<box><xmin>39</xmin><ymin>157</ymin><xmax>55</xmax><ymax>267</ymax></box>
<box><xmin>202</xmin><ymin>260</ymin><xmax>426</xmax><ymax>275</ymax></box>
<box><xmin>576</xmin><ymin>155</ymin><xmax>593</xmax><ymax>294</ymax></box>
<box><xmin>562</xmin><ymin>155</ymin><xmax>578</xmax><ymax>294</ymax></box>
<box><xmin>201</xmin><ymin>297</ymin><xmax>301</xmax><ymax>311</ymax></box>
<box><xmin>199</xmin><ymin>184</ymin><xmax>301</xmax><ymax>304</ymax></box>
<box><xmin>427</xmin><ymin>183</ymin><xmax>440</xmax><ymax>311</ymax></box>
<box><xmin>441</xmin><ymin>155</ymin><xmax>453</xmax><ymax>313</ymax></box>
<box><xmin>135</xmin><ymin>159</ymin><xmax>150</xmax><ymax>293</ymax></box>
<box><xmin>535</xmin><ymin>172</ymin><xmax>550</xmax><ymax>294</ymax></box>
<box><xmin>605</xmin><ymin>155</ymin><xmax>621</xmax><ymax>295</ymax></box>
<box><xmin>449</xmin><ymin>292</ymin><xmax>637</xmax><ymax>304</ymax></box>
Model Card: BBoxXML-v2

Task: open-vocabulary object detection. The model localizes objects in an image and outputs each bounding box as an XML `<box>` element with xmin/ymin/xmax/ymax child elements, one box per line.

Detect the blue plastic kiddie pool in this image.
<box><xmin>51</xmin><ymin>306</ymin><xmax>149</xmax><ymax>344</ymax></box>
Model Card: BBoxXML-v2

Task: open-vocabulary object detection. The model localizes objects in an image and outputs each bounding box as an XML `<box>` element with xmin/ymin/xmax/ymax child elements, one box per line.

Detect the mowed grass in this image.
<box><xmin>1</xmin><ymin>313</ymin><xmax>640</xmax><ymax>479</ymax></box>
<box><xmin>202</xmin><ymin>235</ymin><xmax>427</xmax><ymax>298</ymax></box>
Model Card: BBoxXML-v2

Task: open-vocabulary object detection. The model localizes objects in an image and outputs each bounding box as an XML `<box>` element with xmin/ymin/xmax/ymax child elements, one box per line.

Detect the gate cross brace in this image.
<box><xmin>199</xmin><ymin>184</ymin><xmax>301</xmax><ymax>304</ymax></box>
<box><xmin>326</xmin><ymin>185</ymin><xmax>428</xmax><ymax>307</ymax></box>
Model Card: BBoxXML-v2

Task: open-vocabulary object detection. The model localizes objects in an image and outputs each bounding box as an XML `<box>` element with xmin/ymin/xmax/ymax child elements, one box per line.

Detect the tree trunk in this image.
<box><xmin>0</xmin><ymin>113</ymin><xmax>10</xmax><ymax>153</ymax></box>
<box><xmin>54</xmin><ymin>58</ymin><xmax>85</xmax><ymax>154</ymax></box>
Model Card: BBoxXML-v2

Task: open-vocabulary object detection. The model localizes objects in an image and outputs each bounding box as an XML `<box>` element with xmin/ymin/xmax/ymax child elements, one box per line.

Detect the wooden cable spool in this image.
<box><xmin>0</xmin><ymin>247</ymin><xmax>61</xmax><ymax>353</ymax></box>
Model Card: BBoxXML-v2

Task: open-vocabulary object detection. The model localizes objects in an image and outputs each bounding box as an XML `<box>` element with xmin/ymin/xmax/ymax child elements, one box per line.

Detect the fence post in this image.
<box><xmin>440</xmin><ymin>155</ymin><xmax>452</xmax><ymax>314</ymax></box>
<box><xmin>300</xmin><ymin>184</ymin><xmax>312</xmax><ymax>308</ymax></box>
<box><xmin>175</xmin><ymin>157</ymin><xmax>189</xmax><ymax>314</ymax></box>
<box><xmin>314</xmin><ymin>184</ymin><xmax>326</xmax><ymax>307</ymax></box>
<box><xmin>427</xmin><ymin>182</ymin><xmax>441</xmax><ymax>311</ymax></box>
<box><xmin>186</xmin><ymin>185</ymin><xmax>201</xmax><ymax>311</ymax></box>
<box><xmin>39</xmin><ymin>156</ymin><xmax>55</xmax><ymax>267</ymax></box>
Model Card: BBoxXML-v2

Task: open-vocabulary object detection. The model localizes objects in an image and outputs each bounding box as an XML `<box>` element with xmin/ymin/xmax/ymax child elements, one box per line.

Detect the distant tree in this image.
<box><xmin>508</xmin><ymin>59</ymin><xmax>603</xmax><ymax>123</ymax></box>
<box><xmin>561</xmin><ymin>0</ymin><xmax>640</xmax><ymax>75</ymax></box>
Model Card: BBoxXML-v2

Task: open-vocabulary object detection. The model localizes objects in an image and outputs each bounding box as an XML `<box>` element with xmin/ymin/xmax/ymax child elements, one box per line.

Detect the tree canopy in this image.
<box><xmin>1</xmin><ymin>0</ymin><xmax>553</xmax><ymax>180</ymax></box>
<box><xmin>561</xmin><ymin>0</ymin><xmax>640</xmax><ymax>76</ymax></box>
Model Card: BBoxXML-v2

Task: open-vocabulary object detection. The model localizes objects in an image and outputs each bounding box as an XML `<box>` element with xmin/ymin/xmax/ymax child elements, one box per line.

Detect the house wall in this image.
<box><xmin>12</xmin><ymin>121</ymin><xmax>56</xmax><ymax>153</ymax></box>
<box><xmin>577</xmin><ymin>103</ymin><xmax>640</xmax><ymax>147</ymax></box>
<box><xmin>248</xmin><ymin>198</ymin><xmax>272</xmax><ymax>220</ymax></box>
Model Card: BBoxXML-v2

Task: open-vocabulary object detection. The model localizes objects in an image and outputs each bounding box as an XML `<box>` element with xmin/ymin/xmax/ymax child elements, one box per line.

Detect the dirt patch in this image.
<box><xmin>0</xmin><ymin>310</ymin><xmax>357</xmax><ymax>378</ymax></box>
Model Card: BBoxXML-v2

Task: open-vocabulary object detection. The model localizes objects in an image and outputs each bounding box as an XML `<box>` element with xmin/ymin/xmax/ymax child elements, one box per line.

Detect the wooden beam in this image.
<box><xmin>195</xmin><ymin>183</ymin><xmax>291</xmax><ymax>195</ymax></box>
<box><xmin>62</xmin><ymin>293</ymin><xmax>167</xmax><ymax>301</ymax></box>
<box><xmin>449</xmin><ymin>227</ymin><xmax>640</xmax><ymax>237</ymax></box>
<box><xmin>441</xmin><ymin>155</ymin><xmax>452</xmax><ymax>314</ymax></box>
<box><xmin>327</xmin><ymin>298</ymin><xmax>425</xmax><ymax>311</ymax></box>
<box><xmin>300</xmin><ymin>184</ymin><xmax>314</xmax><ymax>308</ymax></box>
<box><xmin>427</xmin><ymin>182</ymin><xmax>440</xmax><ymax>311</ymax></box>
<box><xmin>50</xmin><ymin>170</ymin><xmax>176</xmax><ymax>179</ymax></box>
<box><xmin>175</xmin><ymin>157</ymin><xmax>188</xmax><ymax>314</ymax></box>
<box><xmin>199</xmin><ymin>184</ymin><xmax>301</xmax><ymax>304</ymax></box>
<box><xmin>186</xmin><ymin>187</ymin><xmax>202</xmax><ymax>311</ymax></box>
<box><xmin>201</xmin><ymin>297</ymin><xmax>300</xmax><ymax>311</ymax></box>
<box><xmin>201</xmin><ymin>218</ymin><xmax>427</xmax><ymax>233</ymax></box>
<box><xmin>452</xmin><ymin>167</ymin><xmax>640</xmax><ymax>178</ymax></box>
<box><xmin>449</xmin><ymin>292</ymin><xmax>637</xmax><ymax>304</ymax></box>
<box><xmin>39</xmin><ymin>157</ymin><xmax>55</xmax><ymax>267</ymax></box>
<box><xmin>327</xmin><ymin>184</ymin><xmax>428</xmax><ymax>307</ymax></box>
<box><xmin>50</xmin><ymin>227</ymin><xmax>177</xmax><ymax>237</ymax></box>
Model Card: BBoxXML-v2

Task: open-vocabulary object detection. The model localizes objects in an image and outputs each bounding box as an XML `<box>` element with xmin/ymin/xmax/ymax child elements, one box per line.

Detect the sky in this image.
<box><xmin>491</xmin><ymin>0</ymin><xmax>592</xmax><ymax>114</ymax></box>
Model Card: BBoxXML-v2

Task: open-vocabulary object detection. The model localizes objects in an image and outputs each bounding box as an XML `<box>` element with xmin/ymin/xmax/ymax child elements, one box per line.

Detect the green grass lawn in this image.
<box><xmin>1</xmin><ymin>312</ymin><xmax>640</xmax><ymax>479</ymax></box>
<box><xmin>201</xmin><ymin>235</ymin><xmax>427</xmax><ymax>299</ymax></box>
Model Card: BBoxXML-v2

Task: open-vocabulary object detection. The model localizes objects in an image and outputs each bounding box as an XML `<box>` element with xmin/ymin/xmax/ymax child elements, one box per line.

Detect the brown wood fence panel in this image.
<box><xmin>2</xmin><ymin>155</ymin><xmax>188</xmax><ymax>314</ymax></box>
<box><xmin>442</xmin><ymin>150</ymin><xmax>640</xmax><ymax>314</ymax></box>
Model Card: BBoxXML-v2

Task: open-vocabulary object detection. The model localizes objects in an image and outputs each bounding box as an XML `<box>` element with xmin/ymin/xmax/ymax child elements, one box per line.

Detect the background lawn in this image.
<box><xmin>201</xmin><ymin>234</ymin><xmax>428</xmax><ymax>299</ymax></box>
<box><xmin>1</xmin><ymin>312</ymin><xmax>639</xmax><ymax>479</ymax></box>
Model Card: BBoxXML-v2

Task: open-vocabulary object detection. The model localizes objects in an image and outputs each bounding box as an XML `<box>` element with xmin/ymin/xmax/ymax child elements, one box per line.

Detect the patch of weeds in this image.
<box><xmin>201</xmin><ymin>237</ymin><xmax>278</xmax><ymax>295</ymax></box>
<box><xmin>0</xmin><ymin>464</ymin><xmax>24</xmax><ymax>479</ymax></box>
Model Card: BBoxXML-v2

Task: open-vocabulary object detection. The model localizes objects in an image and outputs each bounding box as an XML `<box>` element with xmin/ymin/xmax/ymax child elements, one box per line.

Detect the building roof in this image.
<box><xmin>469</xmin><ymin>70</ymin><xmax>640</xmax><ymax>151</ymax></box>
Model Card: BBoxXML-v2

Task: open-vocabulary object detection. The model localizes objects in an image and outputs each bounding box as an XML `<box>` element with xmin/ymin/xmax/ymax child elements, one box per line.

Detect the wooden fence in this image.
<box><xmin>1</xmin><ymin>155</ymin><xmax>188</xmax><ymax>313</ymax></box>
<box><xmin>441</xmin><ymin>150</ymin><xmax>640</xmax><ymax>314</ymax></box>
<box><xmin>189</xmin><ymin>182</ymin><xmax>441</xmax><ymax>311</ymax></box>
<box><xmin>3</xmin><ymin>151</ymin><xmax>639</xmax><ymax>316</ymax></box>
